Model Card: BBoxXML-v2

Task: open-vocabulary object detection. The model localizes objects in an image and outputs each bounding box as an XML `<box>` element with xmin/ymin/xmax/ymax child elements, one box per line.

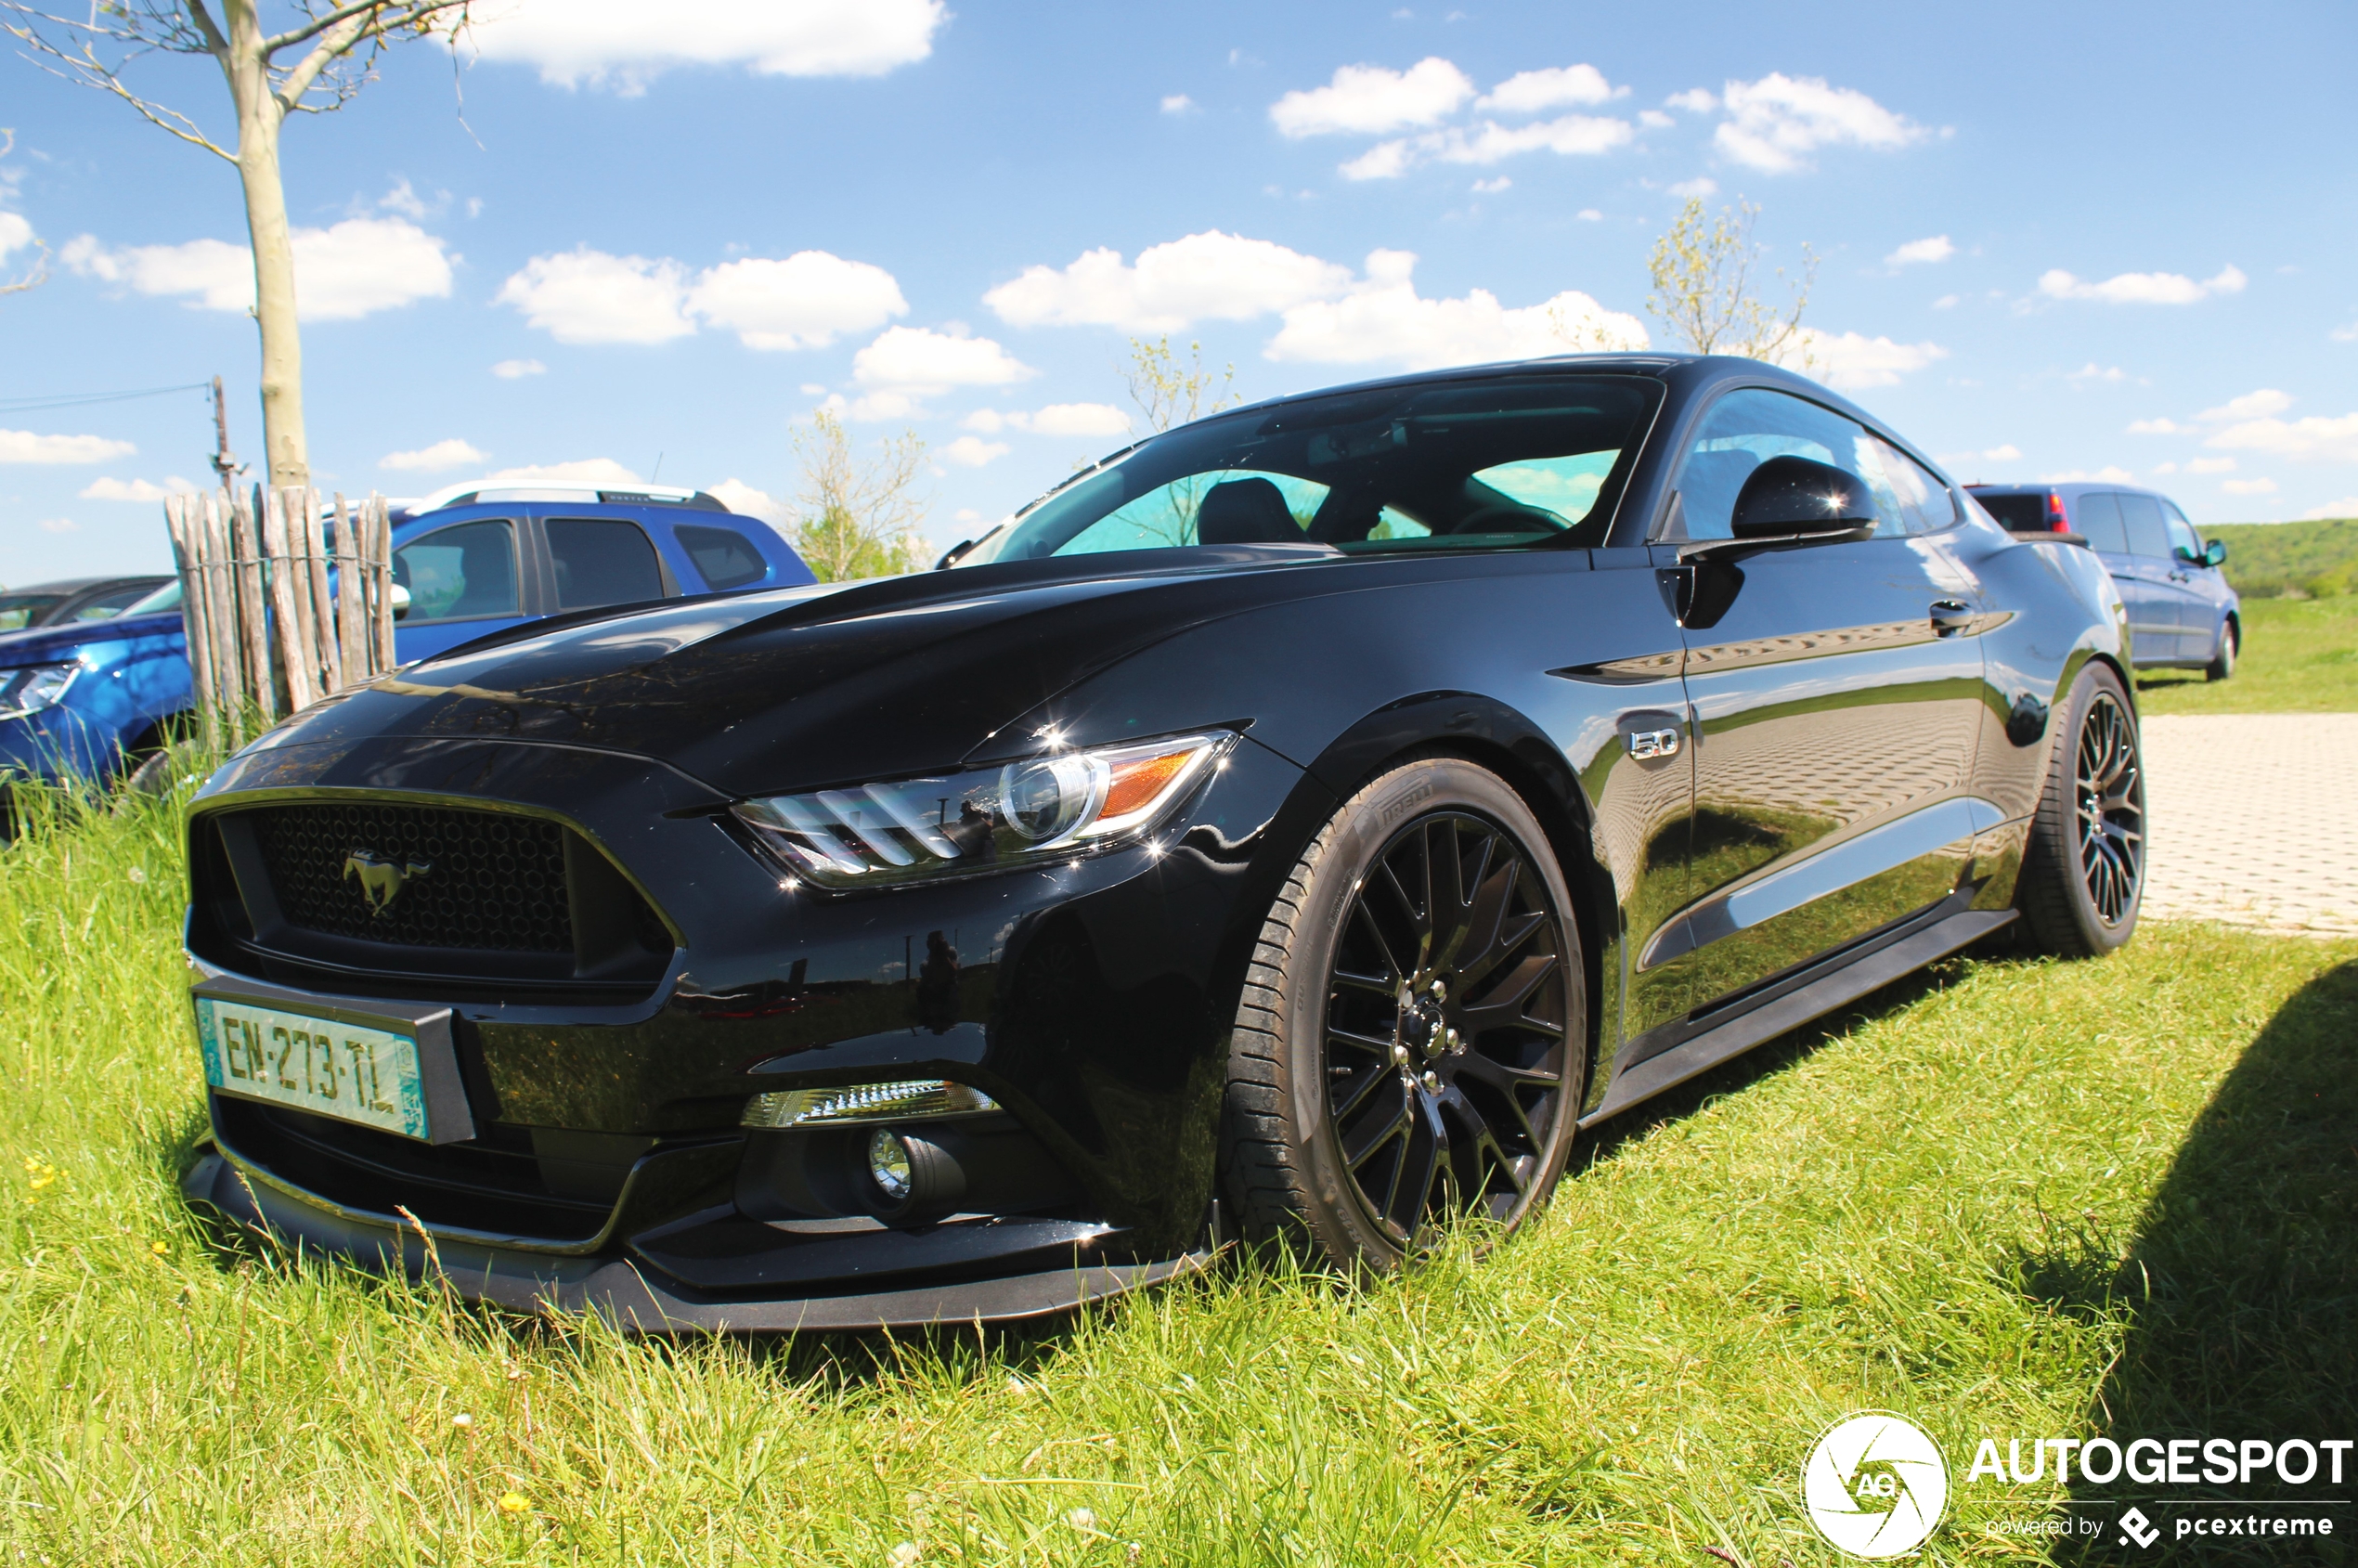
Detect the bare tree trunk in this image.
<box><xmin>220</xmin><ymin>1</ymin><xmax>307</xmax><ymax>488</ymax></box>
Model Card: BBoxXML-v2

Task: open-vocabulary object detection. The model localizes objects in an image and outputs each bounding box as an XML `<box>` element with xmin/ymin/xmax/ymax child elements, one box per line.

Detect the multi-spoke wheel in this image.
<box><xmin>1223</xmin><ymin>758</ymin><xmax>1584</xmax><ymax>1272</ymax></box>
<box><xmin>2018</xmin><ymin>662</ymin><xmax>2144</xmax><ymax>957</ymax></box>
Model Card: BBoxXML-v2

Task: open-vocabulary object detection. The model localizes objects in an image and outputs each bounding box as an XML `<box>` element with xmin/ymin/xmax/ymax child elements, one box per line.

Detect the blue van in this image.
<box><xmin>1966</xmin><ymin>481</ymin><xmax>2240</xmax><ymax>680</ymax></box>
<box><xmin>0</xmin><ymin>483</ymin><xmax>816</xmax><ymax>790</ymax></box>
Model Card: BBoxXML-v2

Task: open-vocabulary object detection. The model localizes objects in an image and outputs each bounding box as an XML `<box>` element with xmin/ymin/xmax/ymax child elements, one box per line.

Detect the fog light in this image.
<box><xmin>867</xmin><ymin>1128</ymin><xmax>913</xmax><ymax>1202</ymax></box>
<box><xmin>741</xmin><ymin>1078</ymin><xmax>1000</xmax><ymax>1129</ymax></box>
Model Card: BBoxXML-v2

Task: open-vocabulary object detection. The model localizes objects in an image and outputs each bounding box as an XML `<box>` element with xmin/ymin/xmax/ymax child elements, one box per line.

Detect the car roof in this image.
<box><xmin>1965</xmin><ymin>480</ymin><xmax>2182</xmax><ymax>501</ymax></box>
<box><xmin>397</xmin><ymin>478</ymin><xmax>733</xmax><ymax>519</ymax></box>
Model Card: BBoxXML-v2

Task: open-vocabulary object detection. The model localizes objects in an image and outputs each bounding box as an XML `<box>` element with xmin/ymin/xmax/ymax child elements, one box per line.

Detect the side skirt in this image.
<box><xmin>1579</xmin><ymin>907</ymin><xmax>2015</xmax><ymax>1126</ymax></box>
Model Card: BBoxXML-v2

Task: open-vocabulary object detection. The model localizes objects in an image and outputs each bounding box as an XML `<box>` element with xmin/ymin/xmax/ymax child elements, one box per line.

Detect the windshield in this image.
<box><xmin>955</xmin><ymin>374</ymin><xmax>1659</xmax><ymax>567</ymax></box>
<box><xmin>121</xmin><ymin>581</ymin><xmax>184</xmax><ymax>616</ymax></box>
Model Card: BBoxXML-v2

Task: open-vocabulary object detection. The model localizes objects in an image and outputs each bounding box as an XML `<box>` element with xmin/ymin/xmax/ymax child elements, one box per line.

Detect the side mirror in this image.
<box><xmin>389</xmin><ymin>582</ymin><xmax>412</xmax><ymax>621</ymax></box>
<box><xmin>2204</xmin><ymin>539</ymin><xmax>2227</xmax><ymax>568</ymax></box>
<box><xmin>933</xmin><ymin>538</ymin><xmax>976</xmax><ymax>572</ymax></box>
<box><xmin>1730</xmin><ymin>455</ymin><xmax>1879</xmax><ymax>540</ymax></box>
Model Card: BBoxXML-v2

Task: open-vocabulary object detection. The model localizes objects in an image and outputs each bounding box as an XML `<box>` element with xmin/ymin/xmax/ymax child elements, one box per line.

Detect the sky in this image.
<box><xmin>1</xmin><ymin>0</ymin><xmax>2354</xmax><ymax>585</ymax></box>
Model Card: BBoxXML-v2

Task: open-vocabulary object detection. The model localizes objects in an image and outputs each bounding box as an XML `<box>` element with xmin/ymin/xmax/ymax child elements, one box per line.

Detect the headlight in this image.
<box><xmin>0</xmin><ymin>662</ymin><xmax>80</xmax><ymax>719</ymax></box>
<box><xmin>732</xmin><ymin>730</ymin><xmax>1234</xmax><ymax>888</ymax></box>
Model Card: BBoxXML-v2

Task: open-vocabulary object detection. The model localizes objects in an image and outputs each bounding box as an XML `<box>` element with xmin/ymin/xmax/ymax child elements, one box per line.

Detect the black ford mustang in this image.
<box><xmin>179</xmin><ymin>355</ymin><xmax>2144</xmax><ymax>1330</ymax></box>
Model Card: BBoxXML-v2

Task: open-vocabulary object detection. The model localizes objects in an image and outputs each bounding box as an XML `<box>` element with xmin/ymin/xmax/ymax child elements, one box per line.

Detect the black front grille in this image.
<box><xmin>253</xmin><ymin>802</ymin><xmax>573</xmax><ymax>952</ymax></box>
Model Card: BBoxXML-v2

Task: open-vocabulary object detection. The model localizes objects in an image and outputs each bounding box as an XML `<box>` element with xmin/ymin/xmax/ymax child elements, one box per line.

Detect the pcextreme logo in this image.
<box><xmin>1802</xmin><ymin>1412</ymin><xmax>1950</xmax><ymax>1559</ymax></box>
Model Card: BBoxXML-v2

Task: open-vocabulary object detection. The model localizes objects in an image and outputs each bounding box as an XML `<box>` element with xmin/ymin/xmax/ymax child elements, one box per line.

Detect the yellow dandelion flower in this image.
<box><xmin>497</xmin><ymin>1492</ymin><xmax>530</xmax><ymax>1519</ymax></box>
<box><xmin>151</xmin><ymin>1240</ymin><xmax>170</xmax><ymax>1256</ymax></box>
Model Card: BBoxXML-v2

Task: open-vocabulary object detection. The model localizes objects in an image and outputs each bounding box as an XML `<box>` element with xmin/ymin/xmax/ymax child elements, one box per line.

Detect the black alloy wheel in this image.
<box><xmin>1224</xmin><ymin>758</ymin><xmax>1584</xmax><ymax>1273</ymax></box>
<box><xmin>2018</xmin><ymin>662</ymin><xmax>2144</xmax><ymax>957</ymax></box>
<box><xmin>2073</xmin><ymin>689</ymin><xmax>2144</xmax><ymax>926</ymax></box>
<box><xmin>1323</xmin><ymin>812</ymin><xmax>1570</xmax><ymax>1245</ymax></box>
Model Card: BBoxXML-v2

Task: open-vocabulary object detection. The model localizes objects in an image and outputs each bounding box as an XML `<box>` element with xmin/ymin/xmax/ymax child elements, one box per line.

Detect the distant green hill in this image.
<box><xmin>2201</xmin><ymin>516</ymin><xmax>2358</xmax><ymax>597</ymax></box>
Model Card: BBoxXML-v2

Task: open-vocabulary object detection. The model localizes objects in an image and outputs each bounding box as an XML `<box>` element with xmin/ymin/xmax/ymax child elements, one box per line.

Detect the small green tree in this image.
<box><xmin>787</xmin><ymin>409</ymin><xmax>930</xmax><ymax>581</ymax></box>
<box><xmin>1646</xmin><ymin>197</ymin><xmax>1818</xmax><ymax>366</ymax></box>
<box><xmin>1122</xmin><ymin>335</ymin><xmax>1236</xmax><ymax>434</ymax></box>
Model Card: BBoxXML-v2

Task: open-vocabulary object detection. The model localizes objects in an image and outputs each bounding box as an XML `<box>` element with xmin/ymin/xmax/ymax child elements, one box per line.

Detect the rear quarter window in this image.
<box><xmin>675</xmin><ymin>524</ymin><xmax>772</xmax><ymax>591</ymax></box>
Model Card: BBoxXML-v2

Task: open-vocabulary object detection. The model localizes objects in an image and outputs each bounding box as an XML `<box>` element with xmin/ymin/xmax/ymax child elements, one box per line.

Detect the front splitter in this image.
<box><xmin>182</xmin><ymin>1147</ymin><xmax>1214</xmax><ymax>1334</ymax></box>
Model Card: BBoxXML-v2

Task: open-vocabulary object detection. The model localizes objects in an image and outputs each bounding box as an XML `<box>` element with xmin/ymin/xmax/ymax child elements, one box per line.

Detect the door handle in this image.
<box><xmin>1929</xmin><ymin>600</ymin><xmax>1975</xmax><ymax>634</ymax></box>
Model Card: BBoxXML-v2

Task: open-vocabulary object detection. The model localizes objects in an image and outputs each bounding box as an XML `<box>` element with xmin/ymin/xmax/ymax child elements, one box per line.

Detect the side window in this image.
<box><xmin>2075</xmin><ymin>493</ymin><xmax>2130</xmax><ymax>553</ymax></box>
<box><xmin>2118</xmin><ymin>494</ymin><xmax>2170</xmax><ymax>558</ymax></box>
<box><xmin>2160</xmin><ymin>501</ymin><xmax>2202</xmax><ymax>561</ymax></box>
<box><xmin>1859</xmin><ymin>435</ymin><xmax>1958</xmax><ymax>534</ymax></box>
<box><xmin>547</xmin><ymin>518</ymin><xmax>663</xmax><ymax>610</ymax></box>
<box><xmin>68</xmin><ymin>586</ymin><xmax>159</xmax><ymax>621</ymax></box>
<box><xmin>675</xmin><ymin>524</ymin><xmax>771</xmax><ymax>591</ymax></box>
<box><xmin>393</xmin><ymin>519</ymin><xmax>520</xmax><ymax>623</ymax></box>
<box><xmin>1665</xmin><ymin>387</ymin><xmax>1904</xmax><ymax>539</ymax></box>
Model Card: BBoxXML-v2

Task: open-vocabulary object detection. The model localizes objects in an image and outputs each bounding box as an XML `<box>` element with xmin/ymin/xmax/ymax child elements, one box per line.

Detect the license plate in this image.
<box><xmin>194</xmin><ymin>995</ymin><xmax>430</xmax><ymax>1140</ymax></box>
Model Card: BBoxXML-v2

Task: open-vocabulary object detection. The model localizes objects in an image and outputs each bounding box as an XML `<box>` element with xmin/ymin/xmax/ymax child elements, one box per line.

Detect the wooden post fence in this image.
<box><xmin>163</xmin><ymin>486</ymin><xmax>397</xmax><ymax>743</ymax></box>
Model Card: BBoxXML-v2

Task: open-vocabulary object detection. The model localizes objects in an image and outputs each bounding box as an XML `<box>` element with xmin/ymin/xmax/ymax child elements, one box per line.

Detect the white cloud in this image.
<box><xmin>1980</xmin><ymin>444</ymin><xmax>2022</xmax><ymax>462</ymax></box>
<box><xmin>1160</xmin><ymin>93</ymin><xmax>1196</xmax><ymax>115</ymax></box>
<box><xmin>1471</xmin><ymin>176</ymin><xmax>1511</xmax><ymax>194</ymax></box>
<box><xmin>469</xmin><ymin>0</ymin><xmax>945</xmax><ymax>93</ymax></box>
<box><xmin>1639</xmin><ymin>110</ymin><xmax>1673</xmax><ymax>129</ymax></box>
<box><xmin>0</xmin><ymin>211</ymin><xmax>33</xmax><ymax>261</ymax></box>
<box><xmin>1665</xmin><ymin>88</ymin><xmax>1717</xmax><ymax>113</ymax></box>
<box><xmin>495</xmin><ymin>248</ymin><xmax>693</xmax><ymax>343</ymax></box>
<box><xmin>2040</xmin><ymin>466</ymin><xmax>2136</xmax><ymax>484</ymax></box>
<box><xmin>35</xmin><ymin>517</ymin><xmax>77</xmax><ymax>534</ymax></box>
<box><xmin>964</xmin><ymin>402</ymin><xmax>1132</xmax><ymax>438</ymax></box>
<box><xmin>1476</xmin><ymin>64</ymin><xmax>1623</xmax><ymax>114</ymax></box>
<box><xmin>706</xmin><ymin>477</ymin><xmax>787</xmax><ymax>525</ymax></box>
<box><xmin>1714</xmin><ymin>73</ymin><xmax>1926</xmax><ymax>174</ymax></box>
<box><xmin>1787</xmin><ymin>330</ymin><xmax>1947</xmax><ymax>390</ymax></box>
<box><xmin>2185</xmin><ymin>456</ymin><xmax>2236</xmax><ymax>474</ymax></box>
<box><xmin>851</xmin><ymin>326</ymin><xmax>1035</xmax><ymax>402</ymax></box>
<box><xmin>986</xmin><ymin>230</ymin><xmax>1354</xmax><ymax>332</ymax></box>
<box><xmin>2332</xmin><ymin>320</ymin><xmax>2358</xmax><ymax>343</ymax></box>
<box><xmin>1270</xmin><ymin>58</ymin><xmax>1474</xmax><ymax>136</ymax></box>
<box><xmin>1667</xmin><ymin>176</ymin><xmax>1717</xmax><ymax>200</ymax></box>
<box><xmin>484</xmin><ymin>459</ymin><xmax>641</xmax><ymax>486</ymax></box>
<box><xmin>491</xmin><ymin>358</ymin><xmax>547</xmax><ymax>378</ymax></box>
<box><xmin>0</xmin><ymin>429</ymin><xmax>136</xmax><ymax>464</ymax></box>
<box><xmin>688</xmin><ymin>251</ymin><xmax>906</xmax><ymax>349</ymax></box>
<box><xmin>2221</xmin><ymin>477</ymin><xmax>2277</xmax><ymax>496</ymax></box>
<box><xmin>2036</xmin><ymin>264</ymin><xmax>2247</xmax><ymax>305</ymax></box>
<box><xmin>2198</xmin><ymin>388</ymin><xmax>2292</xmax><ymax>421</ymax></box>
<box><xmin>63</xmin><ymin>217</ymin><xmax>452</xmax><ymax>320</ymax></box>
<box><xmin>376</xmin><ymin>177</ymin><xmax>434</xmax><ymax>220</ymax></box>
<box><xmin>1931</xmin><ymin>293</ymin><xmax>1959</xmax><ymax>309</ymax></box>
<box><xmin>1885</xmin><ymin>235</ymin><xmax>1953</xmax><ymax>268</ymax></box>
<box><xmin>2127</xmin><ymin>417</ymin><xmax>2183</xmax><ymax>435</ymax></box>
<box><xmin>2068</xmin><ymin>363</ymin><xmax>2130</xmax><ymax>384</ymax></box>
<box><xmin>79</xmin><ymin>475</ymin><xmax>195</xmax><ymax>501</ymax></box>
<box><xmin>381</xmin><ymin>438</ymin><xmax>488</xmax><ymax>473</ymax></box>
<box><xmin>2205</xmin><ymin>412</ymin><xmax>2358</xmax><ymax>463</ymax></box>
<box><xmin>1263</xmin><ymin>249</ymin><xmax>1646</xmax><ymax>370</ymax></box>
<box><xmin>1344</xmin><ymin>112</ymin><xmax>1633</xmax><ymax>178</ymax></box>
<box><xmin>821</xmin><ymin>391</ymin><xmax>921</xmax><ymax>422</ymax></box>
<box><xmin>938</xmin><ymin>435</ymin><xmax>1010</xmax><ymax>468</ymax></box>
<box><xmin>1576</xmin><ymin>208</ymin><xmax>1603</xmax><ymax>221</ymax></box>
<box><xmin>2300</xmin><ymin>498</ymin><xmax>2358</xmax><ymax>519</ymax></box>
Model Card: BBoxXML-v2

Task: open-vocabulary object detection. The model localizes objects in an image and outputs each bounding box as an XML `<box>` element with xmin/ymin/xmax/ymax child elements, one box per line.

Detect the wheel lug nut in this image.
<box><xmin>1420</xmin><ymin>1070</ymin><xmax>1441</xmax><ymax>1093</ymax></box>
<box><xmin>1429</xmin><ymin>980</ymin><xmax>1447</xmax><ymax>1001</ymax></box>
<box><xmin>1446</xmin><ymin>1029</ymin><xmax>1461</xmax><ymax>1052</ymax></box>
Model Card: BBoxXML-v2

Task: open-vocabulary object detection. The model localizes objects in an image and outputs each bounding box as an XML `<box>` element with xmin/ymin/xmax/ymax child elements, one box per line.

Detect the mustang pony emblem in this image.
<box><xmin>343</xmin><ymin>849</ymin><xmax>431</xmax><ymax>915</ymax></box>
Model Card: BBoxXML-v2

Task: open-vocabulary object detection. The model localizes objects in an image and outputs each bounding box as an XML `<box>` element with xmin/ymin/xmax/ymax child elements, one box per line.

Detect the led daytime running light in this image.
<box><xmin>742</xmin><ymin>1079</ymin><xmax>1001</xmax><ymax>1129</ymax></box>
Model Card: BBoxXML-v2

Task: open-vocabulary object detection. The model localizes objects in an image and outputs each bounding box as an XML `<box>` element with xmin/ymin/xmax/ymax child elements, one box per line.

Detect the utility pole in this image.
<box><xmin>209</xmin><ymin>375</ymin><xmax>241</xmax><ymax>489</ymax></box>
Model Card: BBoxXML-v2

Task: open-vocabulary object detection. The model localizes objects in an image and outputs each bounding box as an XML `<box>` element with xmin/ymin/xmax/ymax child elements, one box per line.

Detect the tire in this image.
<box><xmin>2016</xmin><ymin>663</ymin><xmax>2144</xmax><ymax>957</ymax></box>
<box><xmin>2204</xmin><ymin>618</ymin><xmax>2237</xmax><ymax>681</ymax></box>
<box><xmin>124</xmin><ymin>749</ymin><xmax>175</xmax><ymax>797</ymax></box>
<box><xmin>1221</xmin><ymin>756</ymin><xmax>1585</xmax><ymax>1275</ymax></box>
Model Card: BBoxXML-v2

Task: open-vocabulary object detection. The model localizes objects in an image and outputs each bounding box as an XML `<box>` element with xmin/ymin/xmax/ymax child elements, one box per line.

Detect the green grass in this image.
<box><xmin>3</xmin><ymin>783</ymin><xmax>2353</xmax><ymax>1564</ymax></box>
<box><xmin>2136</xmin><ymin>593</ymin><xmax>2358</xmax><ymax>715</ymax></box>
<box><xmin>2204</xmin><ymin>516</ymin><xmax>2358</xmax><ymax>600</ymax></box>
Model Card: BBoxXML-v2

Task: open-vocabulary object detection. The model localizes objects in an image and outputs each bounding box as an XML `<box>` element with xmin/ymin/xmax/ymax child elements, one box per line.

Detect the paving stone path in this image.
<box><xmin>2137</xmin><ymin>713</ymin><xmax>2358</xmax><ymax>937</ymax></box>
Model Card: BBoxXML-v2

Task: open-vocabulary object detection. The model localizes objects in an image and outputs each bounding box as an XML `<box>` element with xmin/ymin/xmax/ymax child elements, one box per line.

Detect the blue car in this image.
<box><xmin>1965</xmin><ymin>481</ymin><xmax>2240</xmax><ymax>680</ymax></box>
<box><xmin>0</xmin><ymin>484</ymin><xmax>817</xmax><ymax>790</ymax></box>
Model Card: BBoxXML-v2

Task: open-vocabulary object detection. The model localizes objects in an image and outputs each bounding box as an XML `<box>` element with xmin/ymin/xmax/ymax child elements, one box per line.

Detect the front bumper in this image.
<box><xmin>183</xmin><ymin>1144</ymin><xmax>1213</xmax><ymax>1332</ymax></box>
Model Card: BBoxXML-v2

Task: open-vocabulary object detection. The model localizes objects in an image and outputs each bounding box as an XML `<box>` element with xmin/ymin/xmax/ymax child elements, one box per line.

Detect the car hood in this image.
<box><xmin>0</xmin><ymin>610</ymin><xmax>184</xmax><ymax>667</ymax></box>
<box><xmin>245</xmin><ymin>547</ymin><xmax>1367</xmax><ymax>798</ymax></box>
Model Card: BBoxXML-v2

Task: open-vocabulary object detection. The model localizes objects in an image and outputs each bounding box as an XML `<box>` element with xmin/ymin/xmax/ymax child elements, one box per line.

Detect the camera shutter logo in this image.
<box><xmin>1802</xmin><ymin>1413</ymin><xmax>1950</xmax><ymax>1559</ymax></box>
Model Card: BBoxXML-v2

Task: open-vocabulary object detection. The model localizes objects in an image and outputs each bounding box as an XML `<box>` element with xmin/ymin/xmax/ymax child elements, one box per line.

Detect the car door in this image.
<box><xmin>1641</xmin><ymin>386</ymin><xmax>1989</xmax><ymax>1019</ymax></box>
<box><xmin>2117</xmin><ymin>493</ymin><xmax>2192</xmax><ymax>662</ymax></box>
<box><xmin>390</xmin><ymin>517</ymin><xmax>530</xmax><ymax>663</ymax></box>
<box><xmin>2158</xmin><ymin>499</ymin><xmax>2225</xmax><ymax>661</ymax></box>
<box><xmin>2069</xmin><ymin>493</ymin><xmax>2164</xmax><ymax>665</ymax></box>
